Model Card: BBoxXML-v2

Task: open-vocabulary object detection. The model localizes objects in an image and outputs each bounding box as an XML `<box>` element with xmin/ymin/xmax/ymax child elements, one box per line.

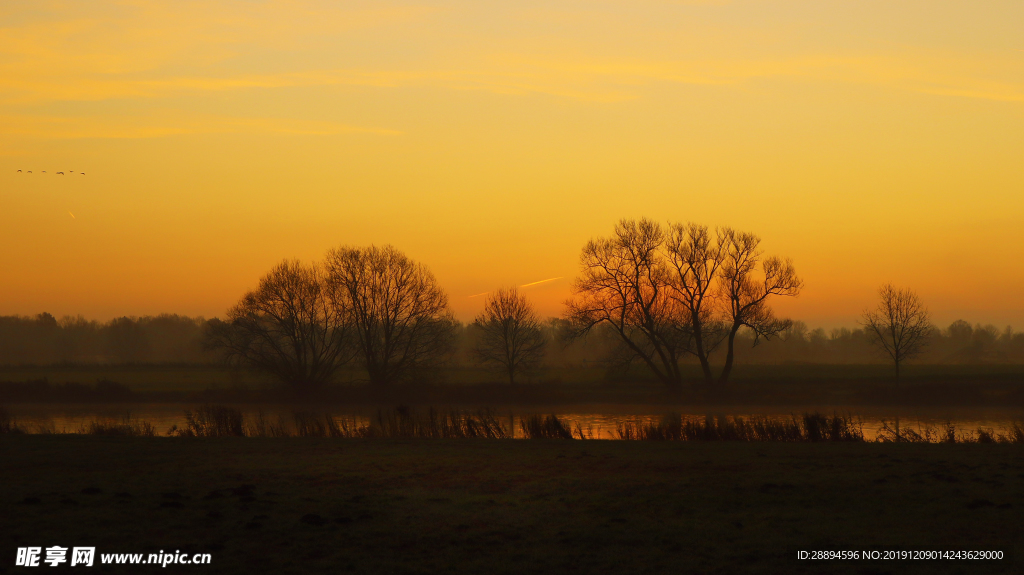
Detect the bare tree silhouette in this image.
<box><xmin>205</xmin><ymin>260</ymin><xmax>352</xmax><ymax>394</ymax></box>
<box><xmin>717</xmin><ymin>229</ymin><xmax>802</xmax><ymax>384</ymax></box>
<box><xmin>563</xmin><ymin>219</ymin><xmax>689</xmax><ymax>389</ymax></box>
<box><xmin>665</xmin><ymin>223</ymin><xmax>728</xmax><ymax>385</ymax></box>
<box><xmin>474</xmin><ymin>287</ymin><xmax>546</xmax><ymax>384</ymax></box>
<box><xmin>862</xmin><ymin>284</ymin><xmax>931</xmax><ymax>381</ymax></box>
<box><xmin>325</xmin><ymin>245</ymin><xmax>456</xmax><ymax>386</ymax></box>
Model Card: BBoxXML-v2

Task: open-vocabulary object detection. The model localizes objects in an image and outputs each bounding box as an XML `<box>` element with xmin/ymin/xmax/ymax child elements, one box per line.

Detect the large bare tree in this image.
<box><xmin>325</xmin><ymin>245</ymin><xmax>457</xmax><ymax>386</ymax></box>
<box><xmin>205</xmin><ymin>260</ymin><xmax>352</xmax><ymax>394</ymax></box>
<box><xmin>563</xmin><ymin>218</ymin><xmax>689</xmax><ymax>389</ymax></box>
<box><xmin>717</xmin><ymin>229</ymin><xmax>802</xmax><ymax>384</ymax></box>
<box><xmin>564</xmin><ymin>219</ymin><xmax>802</xmax><ymax>388</ymax></box>
<box><xmin>665</xmin><ymin>223</ymin><xmax>727</xmax><ymax>385</ymax></box>
<box><xmin>473</xmin><ymin>287</ymin><xmax>546</xmax><ymax>384</ymax></box>
<box><xmin>862</xmin><ymin>284</ymin><xmax>931</xmax><ymax>381</ymax></box>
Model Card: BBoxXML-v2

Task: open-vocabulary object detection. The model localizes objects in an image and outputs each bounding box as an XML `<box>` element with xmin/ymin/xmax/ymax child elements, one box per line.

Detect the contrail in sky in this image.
<box><xmin>68</xmin><ymin>211</ymin><xmax>75</xmax><ymax>219</ymax></box>
<box><xmin>468</xmin><ymin>276</ymin><xmax>564</xmax><ymax>298</ymax></box>
<box><xmin>520</xmin><ymin>276</ymin><xmax>563</xmax><ymax>288</ymax></box>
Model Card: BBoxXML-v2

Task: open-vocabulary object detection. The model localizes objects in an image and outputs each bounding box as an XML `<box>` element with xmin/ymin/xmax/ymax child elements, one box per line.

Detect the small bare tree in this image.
<box><xmin>717</xmin><ymin>229</ymin><xmax>802</xmax><ymax>384</ymax></box>
<box><xmin>205</xmin><ymin>260</ymin><xmax>352</xmax><ymax>394</ymax></box>
<box><xmin>862</xmin><ymin>284</ymin><xmax>931</xmax><ymax>382</ymax></box>
<box><xmin>473</xmin><ymin>287</ymin><xmax>546</xmax><ymax>384</ymax></box>
<box><xmin>563</xmin><ymin>218</ymin><xmax>689</xmax><ymax>389</ymax></box>
<box><xmin>324</xmin><ymin>245</ymin><xmax>457</xmax><ymax>386</ymax></box>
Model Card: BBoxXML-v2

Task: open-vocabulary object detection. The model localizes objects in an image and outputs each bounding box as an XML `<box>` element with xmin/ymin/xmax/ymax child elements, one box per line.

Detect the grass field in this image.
<box><xmin>2</xmin><ymin>437</ymin><xmax>1020</xmax><ymax>573</ymax></box>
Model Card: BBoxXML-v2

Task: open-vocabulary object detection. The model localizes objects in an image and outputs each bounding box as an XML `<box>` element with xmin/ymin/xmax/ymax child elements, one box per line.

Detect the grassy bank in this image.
<box><xmin>1</xmin><ymin>436</ymin><xmax>1020</xmax><ymax>573</ymax></box>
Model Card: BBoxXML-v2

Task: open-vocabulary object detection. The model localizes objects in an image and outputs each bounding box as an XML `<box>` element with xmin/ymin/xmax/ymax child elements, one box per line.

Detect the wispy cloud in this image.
<box><xmin>5</xmin><ymin>55</ymin><xmax>1020</xmax><ymax>108</ymax></box>
<box><xmin>0</xmin><ymin>113</ymin><xmax>401</xmax><ymax>140</ymax></box>
<box><xmin>520</xmin><ymin>276</ymin><xmax>563</xmax><ymax>288</ymax></box>
<box><xmin>2</xmin><ymin>2</ymin><xmax>1022</xmax><ymax>110</ymax></box>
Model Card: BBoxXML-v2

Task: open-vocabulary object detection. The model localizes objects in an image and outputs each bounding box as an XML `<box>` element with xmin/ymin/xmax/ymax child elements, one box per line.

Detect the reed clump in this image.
<box><xmin>519</xmin><ymin>414</ymin><xmax>574</xmax><ymax>439</ymax></box>
<box><xmin>616</xmin><ymin>413</ymin><xmax>864</xmax><ymax>442</ymax></box>
<box><xmin>244</xmin><ymin>410</ymin><xmax>290</xmax><ymax>437</ymax></box>
<box><xmin>80</xmin><ymin>413</ymin><xmax>156</xmax><ymax>437</ymax></box>
<box><xmin>170</xmin><ymin>405</ymin><xmax>246</xmax><ymax>437</ymax></box>
<box><xmin>293</xmin><ymin>412</ymin><xmax>345</xmax><ymax>437</ymax></box>
<box><xmin>875</xmin><ymin>420</ymin><xmax>1024</xmax><ymax>443</ymax></box>
<box><xmin>358</xmin><ymin>406</ymin><xmax>511</xmax><ymax>439</ymax></box>
<box><xmin>1003</xmin><ymin>421</ymin><xmax>1024</xmax><ymax>443</ymax></box>
<box><xmin>33</xmin><ymin>420</ymin><xmax>65</xmax><ymax>434</ymax></box>
<box><xmin>287</xmin><ymin>407</ymin><xmax>512</xmax><ymax>439</ymax></box>
<box><xmin>0</xmin><ymin>406</ymin><xmax>24</xmax><ymax>434</ymax></box>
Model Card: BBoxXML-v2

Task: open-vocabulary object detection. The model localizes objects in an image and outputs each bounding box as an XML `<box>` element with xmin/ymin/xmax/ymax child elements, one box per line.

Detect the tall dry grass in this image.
<box><xmin>3</xmin><ymin>403</ymin><xmax>1022</xmax><ymax>443</ymax></box>
<box><xmin>519</xmin><ymin>414</ymin><xmax>575</xmax><ymax>439</ymax></box>
<box><xmin>80</xmin><ymin>413</ymin><xmax>156</xmax><ymax>437</ymax></box>
<box><xmin>245</xmin><ymin>410</ymin><xmax>290</xmax><ymax>437</ymax></box>
<box><xmin>354</xmin><ymin>406</ymin><xmax>511</xmax><ymax>439</ymax></box>
<box><xmin>0</xmin><ymin>406</ymin><xmax>24</xmax><ymax>434</ymax></box>
<box><xmin>874</xmin><ymin>419</ymin><xmax>1024</xmax><ymax>443</ymax></box>
<box><xmin>293</xmin><ymin>412</ymin><xmax>345</xmax><ymax>437</ymax></box>
<box><xmin>255</xmin><ymin>406</ymin><xmax>513</xmax><ymax>438</ymax></box>
<box><xmin>616</xmin><ymin>413</ymin><xmax>864</xmax><ymax>442</ymax></box>
<box><xmin>170</xmin><ymin>405</ymin><xmax>246</xmax><ymax>437</ymax></box>
<box><xmin>1003</xmin><ymin>421</ymin><xmax>1024</xmax><ymax>443</ymax></box>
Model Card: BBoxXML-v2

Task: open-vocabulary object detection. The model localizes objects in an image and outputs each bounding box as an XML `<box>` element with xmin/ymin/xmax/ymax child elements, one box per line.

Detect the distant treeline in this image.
<box><xmin>0</xmin><ymin>313</ymin><xmax>213</xmax><ymax>364</ymax></box>
<box><xmin>2</xmin><ymin>312</ymin><xmax>1024</xmax><ymax>368</ymax></box>
<box><xmin>742</xmin><ymin>320</ymin><xmax>1024</xmax><ymax>365</ymax></box>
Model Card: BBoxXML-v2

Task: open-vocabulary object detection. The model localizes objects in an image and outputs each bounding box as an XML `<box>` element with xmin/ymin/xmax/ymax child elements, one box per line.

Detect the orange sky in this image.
<box><xmin>2</xmin><ymin>1</ymin><xmax>1023</xmax><ymax>328</ymax></box>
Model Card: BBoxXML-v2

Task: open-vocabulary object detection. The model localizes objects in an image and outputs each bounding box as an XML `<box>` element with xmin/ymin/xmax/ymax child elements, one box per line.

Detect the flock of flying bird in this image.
<box><xmin>16</xmin><ymin>170</ymin><xmax>85</xmax><ymax>175</ymax></box>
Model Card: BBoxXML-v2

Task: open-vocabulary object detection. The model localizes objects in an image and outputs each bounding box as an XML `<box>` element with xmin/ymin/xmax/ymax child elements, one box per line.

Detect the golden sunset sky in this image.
<box><xmin>2</xmin><ymin>0</ymin><xmax>1023</xmax><ymax>328</ymax></box>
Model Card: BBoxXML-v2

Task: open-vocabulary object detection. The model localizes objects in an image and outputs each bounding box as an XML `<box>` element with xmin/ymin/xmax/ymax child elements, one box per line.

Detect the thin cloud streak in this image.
<box><xmin>5</xmin><ymin>57</ymin><xmax>1021</xmax><ymax>106</ymax></box>
<box><xmin>0</xmin><ymin>114</ymin><xmax>402</xmax><ymax>140</ymax></box>
<box><xmin>2</xmin><ymin>1</ymin><xmax>1023</xmax><ymax>108</ymax></box>
<box><xmin>520</xmin><ymin>276</ymin><xmax>563</xmax><ymax>288</ymax></box>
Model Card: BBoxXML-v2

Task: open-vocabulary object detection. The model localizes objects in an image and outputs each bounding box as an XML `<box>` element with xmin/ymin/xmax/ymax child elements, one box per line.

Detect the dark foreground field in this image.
<box><xmin>2</xmin><ymin>438</ymin><xmax>1021</xmax><ymax>574</ymax></box>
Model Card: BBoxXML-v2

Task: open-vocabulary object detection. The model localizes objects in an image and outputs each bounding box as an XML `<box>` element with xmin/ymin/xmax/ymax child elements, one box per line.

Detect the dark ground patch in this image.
<box><xmin>1</xmin><ymin>436</ymin><xmax>1021</xmax><ymax>574</ymax></box>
